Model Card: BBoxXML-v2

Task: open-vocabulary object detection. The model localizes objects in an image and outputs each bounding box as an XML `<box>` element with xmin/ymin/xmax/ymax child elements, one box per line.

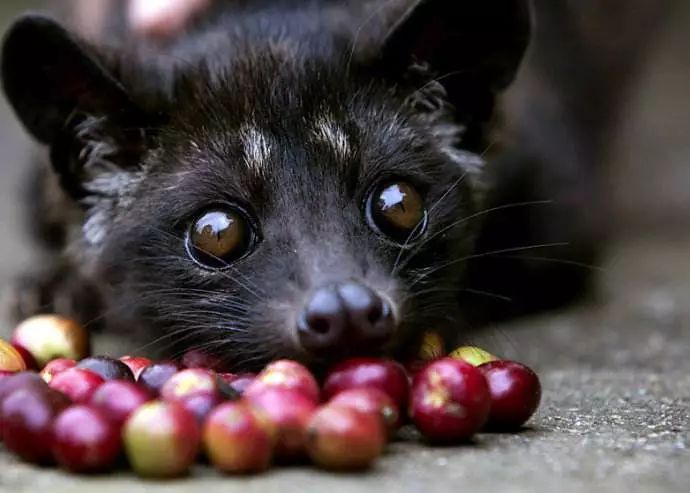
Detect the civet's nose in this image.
<box><xmin>297</xmin><ymin>282</ymin><xmax>394</xmax><ymax>355</ymax></box>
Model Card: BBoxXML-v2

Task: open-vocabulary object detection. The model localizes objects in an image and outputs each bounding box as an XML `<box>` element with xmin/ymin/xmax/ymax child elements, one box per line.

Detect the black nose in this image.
<box><xmin>298</xmin><ymin>282</ymin><xmax>395</xmax><ymax>354</ymax></box>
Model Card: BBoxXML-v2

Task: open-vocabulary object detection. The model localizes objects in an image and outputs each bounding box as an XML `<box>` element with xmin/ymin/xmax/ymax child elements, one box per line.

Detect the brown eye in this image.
<box><xmin>187</xmin><ymin>208</ymin><xmax>254</xmax><ymax>268</ymax></box>
<box><xmin>367</xmin><ymin>181</ymin><xmax>427</xmax><ymax>244</ymax></box>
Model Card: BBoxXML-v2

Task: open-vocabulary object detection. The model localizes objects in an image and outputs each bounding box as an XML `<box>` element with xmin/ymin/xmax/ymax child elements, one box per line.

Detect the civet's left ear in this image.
<box><xmin>379</xmin><ymin>0</ymin><xmax>531</xmax><ymax>124</ymax></box>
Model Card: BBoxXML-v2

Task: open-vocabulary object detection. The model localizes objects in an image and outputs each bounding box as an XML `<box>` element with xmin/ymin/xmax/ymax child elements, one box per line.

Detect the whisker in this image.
<box><xmin>391</xmin><ymin>170</ymin><xmax>469</xmax><ymax>275</ymax></box>
<box><xmin>409</xmin><ymin>242</ymin><xmax>569</xmax><ymax>289</ymax></box>
<box><xmin>395</xmin><ymin>200</ymin><xmax>554</xmax><ymax>274</ymax></box>
<box><xmin>460</xmin><ymin>288</ymin><xmax>513</xmax><ymax>303</ymax></box>
<box><xmin>130</xmin><ymin>326</ymin><xmax>198</xmax><ymax>354</ymax></box>
<box><xmin>495</xmin><ymin>254</ymin><xmax>606</xmax><ymax>273</ymax></box>
<box><xmin>398</xmin><ymin>285</ymin><xmax>461</xmax><ymax>305</ymax></box>
<box><xmin>388</xmin><ymin>133</ymin><xmax>503</xmax><ymax>277</ymax></box>
<box><xmin>345</xmin><ymin>0</ymin><xmax>400</xmax><ymax>76</ymax></box>
<box><xmin>146</xmin><ymin>225</ymin><xmax>265</xmax><ymax>300</ymax></box>
<box><xmin>81</xmin><ymin>284</ymin><xmax>255</xmax><ymax>332</ymax></box>
<box><xmin>81</xmin><ymin>290</ymin><xmax>199</xmax><ymax>329</ymax></box>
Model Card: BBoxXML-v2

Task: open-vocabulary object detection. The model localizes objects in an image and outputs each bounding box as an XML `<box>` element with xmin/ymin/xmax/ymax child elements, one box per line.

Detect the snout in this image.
<box><xmin>297</xmin><ymin>281</ymin><xmax>395</xmax><ymax>356</ymax></box>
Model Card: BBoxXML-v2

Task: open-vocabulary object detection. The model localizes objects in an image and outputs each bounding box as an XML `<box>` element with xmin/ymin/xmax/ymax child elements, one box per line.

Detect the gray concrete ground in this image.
<box><xmin>0</xmin><ymin>1</ymin><xmax>689</xmax><ymax>492</ymax></box>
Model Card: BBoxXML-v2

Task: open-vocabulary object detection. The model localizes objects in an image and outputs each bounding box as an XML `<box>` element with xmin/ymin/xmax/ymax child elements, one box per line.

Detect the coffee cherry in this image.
<box><xmin>119</xmin><ymin>356</ymin><xmax>152</xmax><ymax>380</ymax></box>
<box><xmin>0</xmin><ymin>339</ymin><xmax>26</xmax><ymax>373</ymax></box>
<box><xmin>406</xmin><ymin>331</ymin><xmax>447</xmax><ymax>374</ymax></box>
<box><xmin>11</xmin><ymin>343</ymin><xmax>37</xmax><ymax>370</ymax></box>
<box><xmin>410</xmin><ymin>358</ymin><xmax>490</xmax><ymax>442</ymax></box>
<box><xmin>306</xmin><ymin>404</ymin><xmax>386</xmax><ymax>470</ymax></box>
<box><xmin>52</xmin><ymin>405</ymin><xmax>121</xmax><ymax>473</ymax></box>
<box><xmin>179</xmin><ymin>391</ymin><xmax>223</xmax><ymax>425</ymax></box>
<box><xmin>137</xmin><ymin>361</ymin><xmax>181</xmax><ymax>396</ymax></box>
<box><xmin>245</xmin><ymin>360</ymin><xmax>319</xmax><ymax>404</ymax></box>
<box><xmin>218</xmin><ymin>372</ymin><xmax>236</xmax><ymax>385</ymax></box>
<box><xmin>0</xmin><ymin>372</ymin><xmax>46</xmax><ymax>403</ymax></box>
<box><xmin>216</xmin><ymin>374</ymin><xmax>241</xmax><ymax>401</ymax></box>
<box><xmin>50</xmin><ymin>368</ymin><xmax>105</xmax><ymax>404</ymax></box>
<box><xmin>450</xmin><ymin>346</ymin><xmax>498</xmax><ymax>367</ymax></box>
<box><xmin>479</xmin><ymin>360</ymin><xmax>541</xmax><ymax>430</ymax></box>
<box><xmin>159</xmin><ymin>368</ymin><xmax>235</xmax><ymax>419</ymax></box>
<box><xmin>204</xmin><ymin>402</ymin><xmax>274</xmax><ymax>474</ymax></box>
<box><xmin>418</xmin><ymin>331</ymin><xmax>446</xmax><ymax>361</ymax></box>
<box><xmin>40</xmin><ymin>358</ymin><xmax>77</xmax><ymax>383</ymax></box>
<box><xmin>89</xmin><ymin>380</ymin><xmax>152</xmax><ymax>429</ymax></box>
<box><xmin>0</xmin><ymin>372</ymin><xmax>49</xmax><ymax>439</ymax></box>
<box><xmin>329</xmin><ymin>387</ymin><xmax>400</xmax><ymax>433</ymax></box>
<box><xmin>245</xmin><ymin>388</ymin><xmax>317</xmax><ymax>459</ymax></box>
<box><xmin>1</xmin><ymin>386</ymin><xmax>70</xmax><ymax>463</ymax></box>
<box><xmin>181</xmin><ymin>349</ymin><xmax>224</xmax><ymax>371</ymax></box>
<box><xmin>12</xmin><ymin>315</ymin><xmax>89</xmax><ymax>367</ymax></box>
<box><xmin>323</xmin><ymin>358</ymin><xmax>409</xmax><ymax>410</ymax></box>
<box><xmin>78</xmin><ymin>356</ymin><xmax>135</xmax><ymax>381</ymax></box>
<box><xmin>221</xmin><ymin>373</ymin><xmax>256</xmax><ymax>394</ymax></box>
<box><xmin>123</xmin><ymin>401</ymin><xmax>201</xmax><ymax>478</ymax></box>
<box><xmin>160</xmin><ymin>368</ymin><xmax>218</xmax><ymax>402</ymax></box>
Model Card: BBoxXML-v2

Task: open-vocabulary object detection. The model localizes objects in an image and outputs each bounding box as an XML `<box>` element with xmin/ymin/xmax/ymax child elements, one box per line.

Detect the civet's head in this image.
<box><xmin>1</xmin><ymin>1</ymin><xmax>530</xmax><ymax>370</ymax></box>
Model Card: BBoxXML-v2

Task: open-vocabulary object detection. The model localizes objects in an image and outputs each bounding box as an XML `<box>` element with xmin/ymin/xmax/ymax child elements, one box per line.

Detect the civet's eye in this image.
<box><xmin>186</xmin><ymin>208</ymin><xmax>254</xmax><ymax>268</ymax></box>
<box><xmin>366</xmin><ymin>181</ymin><xmax>427</xmax><ymax>244</ymax></box>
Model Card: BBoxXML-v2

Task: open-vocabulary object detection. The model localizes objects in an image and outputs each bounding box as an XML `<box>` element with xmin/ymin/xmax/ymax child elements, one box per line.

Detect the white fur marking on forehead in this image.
<box><xmin>241</xmin><ymin>126</ymin><xmax>271</xmax><ymax>175</ymax></box>
<box><xmin>313</xmin><ymin>117</ymin><xmax>351</xmax><ymax>160</ymax></box>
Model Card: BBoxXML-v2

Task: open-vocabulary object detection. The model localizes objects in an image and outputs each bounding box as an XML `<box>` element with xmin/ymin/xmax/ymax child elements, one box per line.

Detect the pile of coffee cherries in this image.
<box><xmin>0</xmin><ymin>315</ymin><xmax>541</xmax><ymax>477</ymax></box>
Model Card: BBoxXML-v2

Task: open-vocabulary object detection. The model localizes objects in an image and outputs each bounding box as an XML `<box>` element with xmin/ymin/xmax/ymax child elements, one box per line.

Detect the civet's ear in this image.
<box><xmin>2</xmin><ymin>15</ymin><xmax>148</xmax><ymax>199</ymax></box>
<box><xmin>379</xmin><ymin>0</ymin><xmax>531</xmax><ymax>121</ymax></box>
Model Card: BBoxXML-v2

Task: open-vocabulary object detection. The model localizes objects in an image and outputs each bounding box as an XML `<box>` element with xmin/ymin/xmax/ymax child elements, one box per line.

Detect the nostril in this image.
<box><xmin>366</xmin><ymin>302</ymin><xmax>383</xmax><ymax>325</ymax></box>
<box><xmin>307</xmin><ymin>315</ymin><xmax>331</xmax><ymax>335</ymax></box>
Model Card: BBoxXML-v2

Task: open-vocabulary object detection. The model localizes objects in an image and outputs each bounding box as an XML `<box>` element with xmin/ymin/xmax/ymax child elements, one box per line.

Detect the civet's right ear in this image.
<box><xmin>2</xmin><ymin>14</ymin><xmax>150</xmax><ymax>200</ymax></box>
